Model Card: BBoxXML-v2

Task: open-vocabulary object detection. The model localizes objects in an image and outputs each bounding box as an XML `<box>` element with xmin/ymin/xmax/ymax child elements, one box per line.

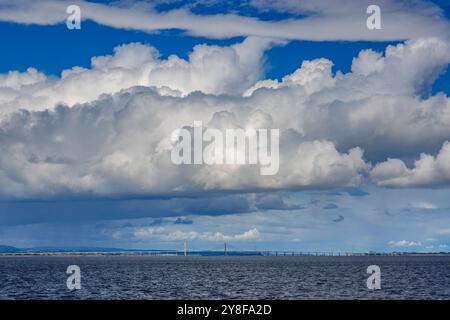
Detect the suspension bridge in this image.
<box><xmin>132</xmin><ymin>241</ymin><xmax>401</xmax><ymax>257</ymax></box>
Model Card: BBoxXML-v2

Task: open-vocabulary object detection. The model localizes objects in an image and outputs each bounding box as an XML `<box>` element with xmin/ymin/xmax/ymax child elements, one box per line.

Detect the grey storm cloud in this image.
<box><xmin>333</xmin><ymin>215</ymin><xmax>345</xmax><ymax>223</ymax></box>
<box><xmin>0</xmin><ymin>192</ymin><xmax>302</xmax><ymax>225</ymax></box>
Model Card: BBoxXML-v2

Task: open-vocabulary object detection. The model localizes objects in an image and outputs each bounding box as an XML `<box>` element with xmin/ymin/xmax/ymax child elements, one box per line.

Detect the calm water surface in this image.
<box><xmin>0</xmin><ymin>256</ymin><xmax>449</xmax><ymax>299</ymax></box>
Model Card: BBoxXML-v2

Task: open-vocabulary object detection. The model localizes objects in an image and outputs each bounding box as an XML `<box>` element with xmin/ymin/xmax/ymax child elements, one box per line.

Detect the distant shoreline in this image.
<box><xmin>1</xmin><ymin>252</ymin><xmax>450</xmax><ymax>257</ymax></box>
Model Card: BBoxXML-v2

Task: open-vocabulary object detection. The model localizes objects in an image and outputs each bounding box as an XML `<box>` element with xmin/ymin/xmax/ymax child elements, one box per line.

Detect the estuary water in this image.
<box><xmin>0</xmin><ymin>255</ymin><xmax>449</xmax><ymax>299</ymax></box>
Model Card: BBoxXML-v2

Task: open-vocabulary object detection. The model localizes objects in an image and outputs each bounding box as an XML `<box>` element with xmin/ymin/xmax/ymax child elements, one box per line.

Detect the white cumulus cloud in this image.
<box><xmin>388</xmin><ymin>240</ymin><xmax>422</xmax><ymax>247</ymax></box>
<box><xmin>1</xmin><ymin>37</ymin><xmax>450</xmax><ymax>198</ymax></box>
<box><xmin>134</xmin><ymin>227</ymin><xmax>260</xmax><ymax>241</ymax></box>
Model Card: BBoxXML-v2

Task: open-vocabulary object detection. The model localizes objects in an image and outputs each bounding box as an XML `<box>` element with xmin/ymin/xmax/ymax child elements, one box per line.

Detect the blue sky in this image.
<box><xmin>1</xmin><ymin>0</ymin><xmax>450</xmax><ymax>252</ymax></box>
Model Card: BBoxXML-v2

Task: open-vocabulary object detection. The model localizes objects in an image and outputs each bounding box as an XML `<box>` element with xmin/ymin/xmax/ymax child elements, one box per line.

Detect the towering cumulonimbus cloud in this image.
<box><xmin>0</xmin><ymin>37</ymin><xmax>276</xmax><ymax>118</ymax></box>
<box><xmin>1</xmin><ymin>37</ymin><xmax>450</xmax><ymax>199</ymax></box>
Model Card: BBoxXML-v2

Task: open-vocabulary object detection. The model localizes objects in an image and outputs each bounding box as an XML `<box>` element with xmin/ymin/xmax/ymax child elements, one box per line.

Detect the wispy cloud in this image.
<box><xmin>372</xmin><ymin>142</ymin><xmax>450</xmax><ymax>188</ymax></box>
<box><xmin>425</xmin><ymin>244</ymin><xmax>448</xmax><ymax>250</ymax></box>
<box><xmin>333</xmin><ymin>215</ymin><xmax>345</xmax><ymax>223</ymax></box>
<box><xmin>411</xmin><ymin>202</ymin><xmax>438</xmax><ymax>210</ymax></box>
<box><xmin>0</xmin><ymin>0</ymin><xmax>449</xmax><ymax>41</ymax></box>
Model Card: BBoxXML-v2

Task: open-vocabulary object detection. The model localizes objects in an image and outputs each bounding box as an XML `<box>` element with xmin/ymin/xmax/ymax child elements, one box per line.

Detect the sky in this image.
<box><xmin>1</xmin><ymin>0</ymin><xmax>450</xmax><ymax>252</ymax></box>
